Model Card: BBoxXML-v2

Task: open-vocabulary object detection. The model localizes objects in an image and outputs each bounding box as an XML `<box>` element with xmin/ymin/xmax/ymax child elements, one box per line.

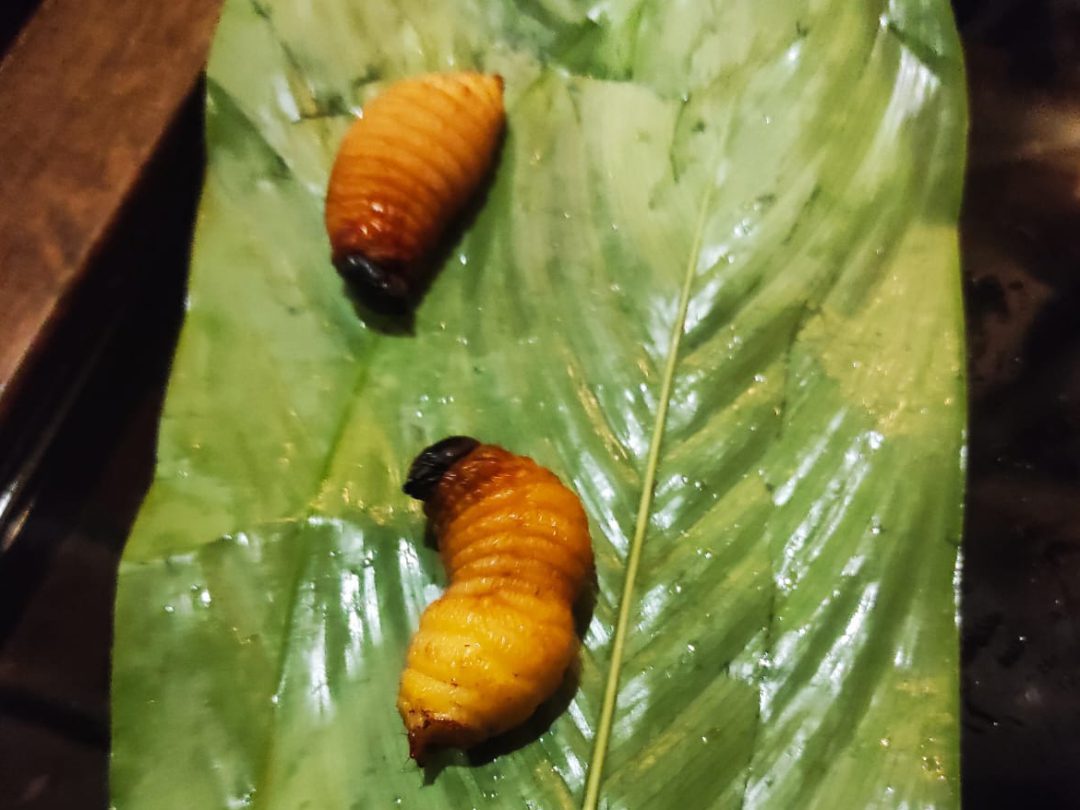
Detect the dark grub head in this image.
<box><xmin>334</xmin><ymin>252</ymin><xmax>411</xmax><ymax>313</ymax></box>
<box><xmin>403</xmin><ymin>436</ymin><xmax>481</xmax><ymax>501</ymax></box>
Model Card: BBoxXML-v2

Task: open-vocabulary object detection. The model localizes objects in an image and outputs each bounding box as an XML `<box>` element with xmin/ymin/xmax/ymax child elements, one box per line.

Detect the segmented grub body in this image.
<box><xmin>398</xmin><ymin>439</ymin><xmax>593</xmax><ymax>761</ymax></box>
<box><xmin>324</xmin><ymin>72</ymin><xmax>505</xmax><ymax>309</ymax></box>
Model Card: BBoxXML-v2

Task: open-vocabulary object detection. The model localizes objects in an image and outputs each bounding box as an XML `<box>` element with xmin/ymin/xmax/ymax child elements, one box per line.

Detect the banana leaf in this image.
<box><xmin>110</xmin><ymin>0</ymin><xmax>968</xmax><ymax>807</ymax></box>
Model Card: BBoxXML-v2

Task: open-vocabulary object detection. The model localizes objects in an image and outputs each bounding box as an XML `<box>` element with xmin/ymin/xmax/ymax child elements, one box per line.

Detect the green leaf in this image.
<box><xmin>111</xmin><ymin>1</ymin><xmax>967</xmax><ymax>808</ymax></box>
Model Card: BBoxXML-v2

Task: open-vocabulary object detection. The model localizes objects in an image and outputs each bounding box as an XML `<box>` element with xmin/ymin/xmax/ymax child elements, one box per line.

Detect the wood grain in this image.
<box><xmin>0</xmin><ymin>0</ymin><xmax>221</xmax><ymax>418</ymax></box>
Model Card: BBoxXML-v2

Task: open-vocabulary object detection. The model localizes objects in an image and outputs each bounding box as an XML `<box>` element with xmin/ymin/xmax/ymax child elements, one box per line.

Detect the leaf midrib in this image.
<box><xmin>581</xmin><ymin>178</ymin><xmax>716</xmax><ymax>809</ymax></box>
<box><xmin>248</xmin><ymin>339</ymin><xmax>380</xmax><ymax>809</ymax></box>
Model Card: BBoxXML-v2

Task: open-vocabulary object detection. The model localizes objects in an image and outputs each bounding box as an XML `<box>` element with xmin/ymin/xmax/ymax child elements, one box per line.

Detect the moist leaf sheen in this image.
<box><xmin>111</xmin><ymin>1</ymin><xmax>968</xmax><ymax>808</ymax></box>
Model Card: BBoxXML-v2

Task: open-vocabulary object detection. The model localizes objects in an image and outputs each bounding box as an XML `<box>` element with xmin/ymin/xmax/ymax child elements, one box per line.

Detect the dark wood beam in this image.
<box><xmin>0</xmin><ymin>0</ymin><xmax>221</xmax><ymax>418</ymax></box>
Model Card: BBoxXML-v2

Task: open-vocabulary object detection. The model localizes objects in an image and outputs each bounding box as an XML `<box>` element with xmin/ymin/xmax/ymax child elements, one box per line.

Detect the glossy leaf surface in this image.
<box><xmin>111</xmin><ymin>1</ymin><xmax>967</xmax><ymax>807</ymax></box>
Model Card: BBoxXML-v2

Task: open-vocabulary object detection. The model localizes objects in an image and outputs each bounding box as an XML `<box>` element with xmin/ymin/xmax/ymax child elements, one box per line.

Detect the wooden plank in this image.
<box><xmin>0</xmin><ymin>0</ymin><xmax>221</xmax><ymax>418</ymax></box>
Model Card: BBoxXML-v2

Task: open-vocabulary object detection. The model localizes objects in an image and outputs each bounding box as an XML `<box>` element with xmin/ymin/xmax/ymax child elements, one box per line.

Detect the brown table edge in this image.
<box><xmin>0</xmin><ymin>0</ymin><xmax>222</xmax><ymax>424</ymax></box>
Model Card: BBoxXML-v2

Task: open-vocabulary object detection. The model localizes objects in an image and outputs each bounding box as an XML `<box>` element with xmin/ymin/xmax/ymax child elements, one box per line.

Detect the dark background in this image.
<box><xmin>1</xmin><ymin>1</ymin><xmax>1079</xmax><ymax>806</ymax></box>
